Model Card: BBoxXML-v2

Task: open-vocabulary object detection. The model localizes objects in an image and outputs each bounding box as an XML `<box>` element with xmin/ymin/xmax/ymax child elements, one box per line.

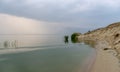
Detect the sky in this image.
<box><xmin>0</xmin><ymin>0</ymin><xmax>120</xmax><ymax>34</ymax></box>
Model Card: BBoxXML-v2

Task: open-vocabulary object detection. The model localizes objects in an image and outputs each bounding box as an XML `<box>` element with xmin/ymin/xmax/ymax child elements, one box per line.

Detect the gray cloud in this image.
<box><xmin>0</xmin><ymin>0</ymin><xmax>120</xmax><ymax>29</ymax></box>
<box><xmin>0</xmin><ymin>13</ymin><xmax>70</xmax><ymax>34</ymax></box>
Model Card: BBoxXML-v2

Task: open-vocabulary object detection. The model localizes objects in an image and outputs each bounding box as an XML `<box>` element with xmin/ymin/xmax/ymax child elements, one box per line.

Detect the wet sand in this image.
<box><xmin>80</xmin><ymin>48</ymin><xmax>96</xmax><ymax>72</ymax></box>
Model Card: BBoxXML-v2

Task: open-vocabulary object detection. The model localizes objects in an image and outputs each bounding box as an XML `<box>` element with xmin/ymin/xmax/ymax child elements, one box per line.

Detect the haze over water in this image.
<box><xmin>0</xmin><ymin>0</ymin><xmax>120</xmax><ymax>72</ymax></box>
<box><xmin>0</xmin><ymin>34</ymin><xmax>95</xmax><ymax>72</ymax></box>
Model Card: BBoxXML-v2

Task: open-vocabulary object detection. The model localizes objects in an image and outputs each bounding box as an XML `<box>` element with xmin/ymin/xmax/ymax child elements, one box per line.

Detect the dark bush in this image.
<box><xmin>71</xmin><ymin>33</ymin><xmax>81</xmax><ymax>43</ymax></box>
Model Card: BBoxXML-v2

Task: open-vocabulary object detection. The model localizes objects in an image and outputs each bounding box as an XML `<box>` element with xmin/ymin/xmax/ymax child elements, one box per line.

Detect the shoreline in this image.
<box><xmin>77</xmin><ymin>40</ymin><xmax>120</xmax><ymax>72</ymax></box>
<box><xmin>91</xmin><ymin>46</ymin><xmax>120</xmax><ymax>72</ymax></box>
<box><xmin>80</xmin><ymin>48</ymin><xmax>97</xmax><ymax>72</ymax></box>
<box><xmin>74</xmin><ymin>22</ymin><xmax>120</xmax><ymax>72</ymax></box>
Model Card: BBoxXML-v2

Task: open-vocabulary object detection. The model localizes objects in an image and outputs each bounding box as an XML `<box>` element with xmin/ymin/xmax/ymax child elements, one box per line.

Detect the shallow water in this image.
<box><xmin>0</xmin><ymin>35</ymin><xmax>95</xmax><ymax>72</ymax></box>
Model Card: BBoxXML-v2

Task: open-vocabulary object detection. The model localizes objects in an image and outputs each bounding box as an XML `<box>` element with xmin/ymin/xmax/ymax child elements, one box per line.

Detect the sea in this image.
<box><xmin>0</xmin><ymin>34</ymin><xmax>95</xmax><ymax>72</ymax></box>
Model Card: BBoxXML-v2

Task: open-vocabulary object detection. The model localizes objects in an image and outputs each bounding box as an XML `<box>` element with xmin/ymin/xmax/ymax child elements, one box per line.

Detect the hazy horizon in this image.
<box><xmin>0</xmin><ymin>0</ymin><xmax>120</xmax><ymax>34</ymax></box>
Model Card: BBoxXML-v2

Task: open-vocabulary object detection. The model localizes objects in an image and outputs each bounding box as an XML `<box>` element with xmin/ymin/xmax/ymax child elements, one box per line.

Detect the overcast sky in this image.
<box><xmin>0</xmin><ymin>0</ymin><xmax>120</xmax><ymax>34</ymax></box>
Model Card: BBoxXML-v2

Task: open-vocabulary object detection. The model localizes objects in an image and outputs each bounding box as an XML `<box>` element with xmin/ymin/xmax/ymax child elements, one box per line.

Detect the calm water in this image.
<box><xmin>0</xmin><ymin>35</ymin><xmax>95</xmax><ymax>72</ymax></box>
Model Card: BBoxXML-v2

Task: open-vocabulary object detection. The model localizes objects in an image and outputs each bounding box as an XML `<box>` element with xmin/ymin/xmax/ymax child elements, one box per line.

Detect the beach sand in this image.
<box><xmin>91</xmin><ymin>48</ymin><xmax>120</xmax><ymax>72</ymax></box>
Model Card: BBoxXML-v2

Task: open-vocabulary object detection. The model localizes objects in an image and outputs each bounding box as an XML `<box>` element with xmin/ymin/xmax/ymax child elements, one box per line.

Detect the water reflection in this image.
<box><xmin>3</xmin><ymin>41</ymin><xmax>9</xmax><ymax>48</ymax></box>
<box><xmin>83</xmin><ymin>40</ymin><xmax>96</xmax><ymax>48</ymax></box>
<box><xmin>0</xmin><ymin>35</ymin><xmax>95</xmax><ymax>72</ymax></box>
<box><xmin>3</xmin><ymin>40</ymin><xmax>18</xmax><ymax>48</ymax></box>
<box><xmin>71</xmin><ymin>37</ymin><xmax>96</xmax><ymax>48</ymax></box>
<box><xmin>64</xmin><ymin>36</ymin><xmax>69</xmax><ymax>44</ymax></box>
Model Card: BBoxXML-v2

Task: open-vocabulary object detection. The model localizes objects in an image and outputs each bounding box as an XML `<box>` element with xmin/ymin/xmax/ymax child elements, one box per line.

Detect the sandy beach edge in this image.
<box><xmin>91</xmin><ymin>46</ymin><xmax>120</xmax><ymax>72</ymax></box>
<box><xmin>80</xmin><ymin>48</ymin><xmax>97</xmax><ymax>72</ymax></box>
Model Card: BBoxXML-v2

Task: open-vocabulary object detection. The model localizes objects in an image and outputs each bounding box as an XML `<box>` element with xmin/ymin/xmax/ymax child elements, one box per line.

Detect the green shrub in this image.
<box><xmin>71</xmin><ymin>33</ymin><xmax>81</xmax><ymax>43</ymax></box>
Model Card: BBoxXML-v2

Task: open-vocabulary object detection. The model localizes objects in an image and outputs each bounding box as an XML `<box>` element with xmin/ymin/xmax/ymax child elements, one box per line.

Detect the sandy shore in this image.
<box><xmin>76</xmin><ymin>22</ymin><xmax>120</xmax><ymax>72</ymax></box>
<box><xmin>79</xmin><ymin>48</ymin><xmax>96</xmax><ymax>72</ymax></box>
<box><xmin>91</xmin><ymin>47</ymin><xmax>120</xmax><ymax>72</ymax></box>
